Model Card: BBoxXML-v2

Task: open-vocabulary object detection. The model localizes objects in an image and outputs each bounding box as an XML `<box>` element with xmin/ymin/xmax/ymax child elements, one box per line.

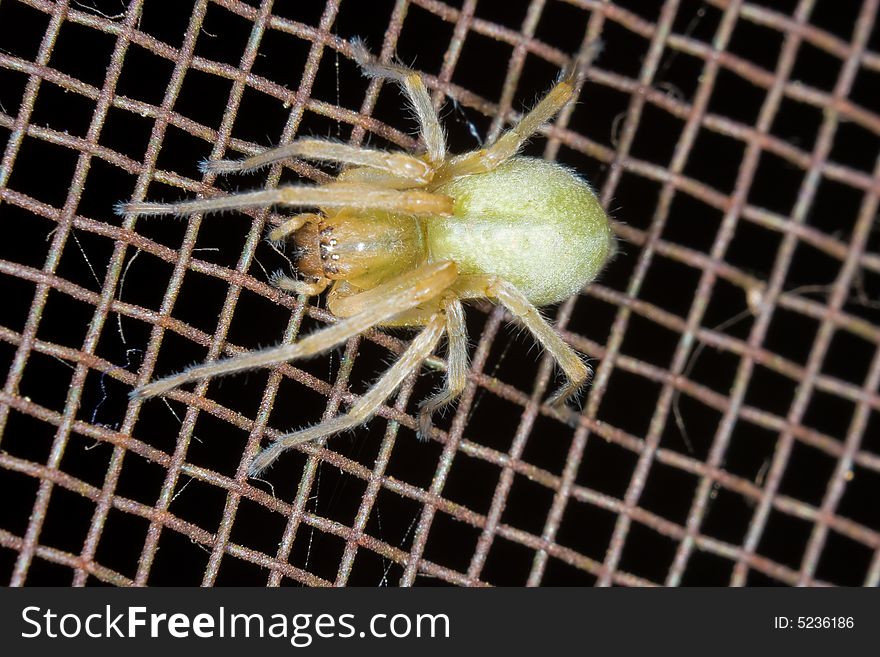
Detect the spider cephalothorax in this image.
<box><xmin>120</xmin><ymin>42</ymin><xmax>614</xmax><ymax>476</ymax></box>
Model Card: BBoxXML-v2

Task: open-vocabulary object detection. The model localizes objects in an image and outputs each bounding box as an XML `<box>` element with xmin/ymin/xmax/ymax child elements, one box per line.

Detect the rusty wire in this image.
<box><xmin>0</xmin><ymin>0</ymin><xmax>878</xmax><ymax>586</ymax></box>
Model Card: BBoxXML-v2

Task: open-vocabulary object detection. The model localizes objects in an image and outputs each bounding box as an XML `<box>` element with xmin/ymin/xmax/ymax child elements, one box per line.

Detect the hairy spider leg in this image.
<box><xmin>458</xmin><ymin>275</ymin><xmax>589</xmax><ymax>407</ymax></box>
<box><xmin>132</xmin><ymin>261</ymin><xmax>458</xmax><ymax>400</ymax></box>
<box><xmin>201</xmin><ymin>138</ymin><xmax>433</xmax><ymax>185</ymax></box>
<box><xmin>334</xmin><ymin>166</ymin><xmax>434</xmax><ymax>190</ymax></box>
<box><xmin>249</xmin><ymin>313</ymin><xmax>447</xmax><ymax>475</ymax></box>
<box><xmin>117</xmin><ymin>182</ymin><xmax>453</xmax><ymax>219</ymax></box>
<box><xmin>440</xmin><ymin>67</ymin><xmax>580</xmax><ymax>179</ymax></box>
<box><xmin>351</xmin><ymin>40</ymin><xmax>446</xmax><ymax>166</ymax></box>
<box><xmin>418</xmin><ymin>297</ymin><xmax>468</xmax><ymax>438</ymax></box>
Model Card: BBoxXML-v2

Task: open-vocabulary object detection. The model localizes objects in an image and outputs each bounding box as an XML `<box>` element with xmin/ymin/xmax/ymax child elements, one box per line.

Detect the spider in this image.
<box><xmin>119</xmin><ymin>43</ymin><xmax>614</xmax><ymax>476</ymax></box>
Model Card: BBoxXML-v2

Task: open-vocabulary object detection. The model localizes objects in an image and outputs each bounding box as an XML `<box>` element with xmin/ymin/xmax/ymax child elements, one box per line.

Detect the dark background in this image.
<box><xmin>0</xmin><ymin>0</ymin><xmax>878</xmax><ymax>586</ymax></box>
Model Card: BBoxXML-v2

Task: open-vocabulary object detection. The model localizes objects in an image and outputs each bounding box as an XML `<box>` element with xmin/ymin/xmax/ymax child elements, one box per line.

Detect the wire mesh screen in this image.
<box><xmin>1</xmin><ymin>0</ymin><xmax>878</xmax><ymax>587</ymax></box>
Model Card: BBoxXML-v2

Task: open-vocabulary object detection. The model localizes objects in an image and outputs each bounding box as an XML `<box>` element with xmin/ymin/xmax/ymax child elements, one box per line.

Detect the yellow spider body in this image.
<box><xmin>295</xmin><ymin>156</ymin><xmax>612</xmax><ymax>322</ymax></box>
<box><xmin>120</xmin><ymin>43</ymin><xmax>612</xmax><ymax>475</ymax></box>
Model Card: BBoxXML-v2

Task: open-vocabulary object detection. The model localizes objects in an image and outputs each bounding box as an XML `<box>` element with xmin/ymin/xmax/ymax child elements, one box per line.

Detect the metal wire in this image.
<box><xmin>1</xmin><ymin>0</ymin><xmax>878</xmax><ymax>586</ymax></box>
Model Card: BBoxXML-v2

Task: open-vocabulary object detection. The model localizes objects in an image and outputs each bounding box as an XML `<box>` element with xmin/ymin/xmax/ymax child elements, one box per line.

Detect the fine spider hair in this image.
<box><xmin>119</xmin><ymin>42</ymin><xmax>614</xmax><ymax>476</ymax></box>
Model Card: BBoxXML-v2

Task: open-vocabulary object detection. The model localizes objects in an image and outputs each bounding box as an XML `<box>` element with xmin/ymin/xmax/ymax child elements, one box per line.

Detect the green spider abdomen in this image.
<box><xmin>425</xmin><ymin>157</ymin><xmax>614</xmax><ymax>307</ymax></box>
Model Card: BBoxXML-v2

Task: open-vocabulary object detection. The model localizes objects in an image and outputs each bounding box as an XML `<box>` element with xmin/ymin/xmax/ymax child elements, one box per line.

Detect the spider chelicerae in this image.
<box><xmin>119</xmin><ymin>42</ymin><xmax>614</xmax><ymax>476</ymax></box>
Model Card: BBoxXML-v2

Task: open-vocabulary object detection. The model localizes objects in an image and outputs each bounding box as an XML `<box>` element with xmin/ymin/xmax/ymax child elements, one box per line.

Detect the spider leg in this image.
<box><xmin>249</xmin><ymin>313</ymin><xmax>446</xmax><ymax>476</ymax></box>
<box><xmin>132</xmin><ymin>260</ymin><xmax>458</xmax><ymax>400</ymax></box>
<box><xmin>458</xmin><ymin>275</ymin><xmax>589</xmax><ymax>407</ymax></box>
<box><xmin>117</xmin><ymin>182</ymin><xmax>453</xmax><ymax>218</ymax></box>
<box><xmin>418</xmin><ymin>297</ymin><xmax>468</xmax><ymax>439</ymax></box>
<box><xmin>351</xmin><ymin>40</ymin><xmax>446</xmax><ymax>166</ymax></box>
<box><xmin>203</xmin><ymin>139</ymin><xmax>433</xmax><ymax>184</ymax></box>
<box><xmin>326</xmin><ymin>271</ymin><xmax>442</xmax><ymax>320</ymax></box>
<box><xmin>335</xmin><ymin>166</ymin><xmax>432</xmax><ymax>190</ymax></box>
<box><xmin>440</xmin><ymin>68</ymin><xmax>579</xmax><ymax>178</ymax></box>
